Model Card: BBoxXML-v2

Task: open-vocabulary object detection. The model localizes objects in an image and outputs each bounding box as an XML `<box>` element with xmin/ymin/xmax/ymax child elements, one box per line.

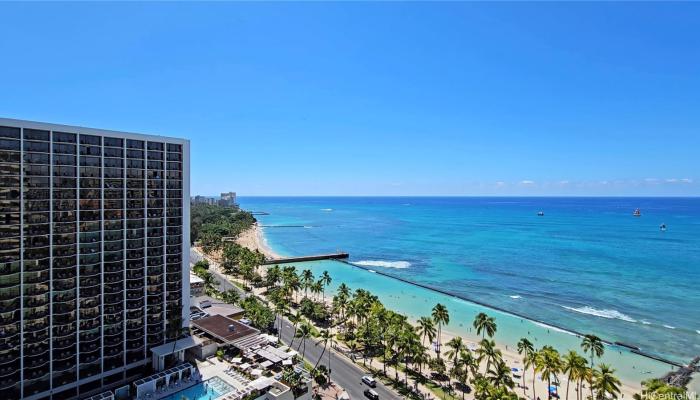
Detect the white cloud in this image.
<box><xmin>520</xmin><ymin>180</ymin><xmax>535</xmax><ymax>185</ymax></box>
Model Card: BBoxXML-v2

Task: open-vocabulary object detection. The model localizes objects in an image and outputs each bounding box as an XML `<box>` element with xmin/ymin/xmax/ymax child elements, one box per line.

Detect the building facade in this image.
<box><xmin>0</xmin><ymin>118</ymin><xmax>190</xmax><ymax>400</ymax></box>
<box><xmin>218</xmin><ymin>192</ymin><xmax>236</xmax><ymax>207</ymax></box>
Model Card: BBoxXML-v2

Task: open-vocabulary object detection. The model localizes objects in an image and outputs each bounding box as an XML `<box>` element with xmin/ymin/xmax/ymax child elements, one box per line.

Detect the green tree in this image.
<box><xmin>592</xmin><ymin>364</ymin><xmax>621</xmax><ymax>400</ymax></box>
<box><xmin>473</xmin><ymin>312</ymin><xmax>497</xmax><ymax>339</ymax></box>
<box><xmin>445</xmin><ymin>336</ymin><xmax>466</xmax><ymax>368</ymax></box>
<box><xmin>538</xmin><ymin>346</ymin><xmax>563</xmax><ymax>400</ymax></box>
<box><xmin>295</xmin><ymin>323</ymin><xmax>313</xmax><ymax>359</ymax></box>
<box><xmin>220</xmin><ymin>289</ymin><xmax>240</xmax><ymax>305</ymax></box>
<box><xmin>562</xmin><ymin>350</ymin><xmax>588</xmax><ymax>400</ymax></box>
<box><xmin>477</xmin><ymin>338</ymin><xmax>502</xmax><ymax>374</ymax></box>
<box><xmin>319</xmin><ymin>270</ymin><xmax>332</xmax><ymax>302</ymax></box>
<box><xmin>488</xmin><ymin>360</ymin><xmax>515</xmax><ymax>389</ymax></box>
<box><xmin>301</xmin><ymin>269</ymin><xmax>314</xmax><ymax>299</ymax></box>
<box><xmin>581</xmin><ymin>334</ymin><xmax>605</xmax><ymax>399</ymax></box>
<box><xmin>417</xmin><ymin>316</ymin><xmax>437</xmax><ymax>348</ymax></box>
<box><xmin>431</xmin><ymin>303</ymin><xmax>450</xmax><ymax>359</ymax></box>
<box><xmin>517</xmin><ymin>337</ymin><xmax>535</xmax><ymax>395</ymax></box>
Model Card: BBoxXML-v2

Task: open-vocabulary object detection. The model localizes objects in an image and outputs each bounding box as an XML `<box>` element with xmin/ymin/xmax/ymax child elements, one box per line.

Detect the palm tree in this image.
<box><xmin>581</xmin><ymin>334</ymin><xmax>604</xmax><ymax>368</ymax></box>
<box><xmin>445</xmin><ymin>336</ymin><xmax>466</xmax><ymax>368</ymax></box>
<box><xmin>274</xmin><ymin>301</ymin><xmax>287</xmax><ymax>339</ymax></box>
<box><xmin>295</xmin><ymin>323</ymin><xmax>313</xmax><ymax>358</ymax></box>
<box><xmin>563</xmin><ymin>350</ymin><xmax>588</xmax><ymax>400</ymax></box>
<box><xmin>311</xmin><ymin>280</ymin><xmax>323</xmax><ymax>302</ymax></box>
<box><xmin>538</xmin><ymin>346</ymin><xmax>563</xmax><ymax>400</ymax></box>
<box><xmin>517</xmin><ymin>338</ymin><xmax>535</xmax><ymax>394</ymax></box>
<box><xmin>454</xmin><ymin>350</ymin><xmax>477</xmax><ymax>399</ymax></box>
<box><xmin>221</xmin><ymin>289</ymin><xmax>240</xmax><ymax>305</ymax></box>
<box><xmin>473</xmin><ymin>312</ymin><xmax>497</xmax><ymax>339</ymax></box>
<box><xmin>314</xmin><ymin>329</ymin><xmax>333</xmax><ymax>370</ymax></box>
<box><xmin>288</xmin><ymin>310</ymin><xmax>302</xmax><ymax>348</ymax></box>
<box><xmin>477</xmin><ymin>338</ymin><xmax>502</xmax><ymax>374</ymax></box>
<box><xmin>524</xmin><ymin>347</ymin><xmax>539</xmax><ymax>400</ymax></box>
<box><xmin>431</xmin><ymin>303</ymin><xmax>449</xmax><ymax>359</ymax></box>
<box><xmin>489</xmin><ymin>360</ymin><xmax>515</xmax><ymax>389</ymax></box>
<box><xmin>581</xmin><ymin>335</ymin><xmax>604</xmax><ymax>400</ymax></box>
<box><xmin>592</xmin><ymin>364</ymin><xmax>621</xmax><ymax>400</ymax></box>
<box><xmin>337</xmin><ymin>282</ymin><xmax>350</xmax><ymax>300</ymax></box>
<box><xmin>301</xmin><ymin>269</ymin><xmax>314</xmax><ymax>299</ymax></box>
<box><xmin>266</xmin><ymin>264</ymin><xmax>281</xmax><ymax>289</ymax></box>
<box><xmin>320</xmin><ymin>271</ymin><xmax>332</xmax><ymax>302</ymax></box>
<box><xmin>417</xmin><ymin>316</ymin><xmax>436</xmax><ymax>348</ymax></box>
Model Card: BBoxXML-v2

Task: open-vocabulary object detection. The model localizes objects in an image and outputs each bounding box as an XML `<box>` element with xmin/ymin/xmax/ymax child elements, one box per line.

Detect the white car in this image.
<box><xmin>361</xmin><ymin>376</ymin><xmax>377</xmax><ymax>388</ymax></box>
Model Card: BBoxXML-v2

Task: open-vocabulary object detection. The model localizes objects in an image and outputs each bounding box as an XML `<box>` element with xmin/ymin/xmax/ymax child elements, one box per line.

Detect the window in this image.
<box><xmin>23</xmin><ymin>129</ymin><xmax>50</xmax><ymax>141</ymax></box>
<box><xmin>53</xmin><ymin>131</ymin><xmax>76</xmax><ymax>143</ymax></box>
<box><xmin>80</xmin><ymin>145</ymin><xmax>101</xmax><ymax>157</ymax></box>
<box><xmin>24</xmin><ymin>141</ymin><xmax>50</xmax><ymax>152</ymax></box>
<box><xmin>53</xmin><ymin>143</ymin><xmax>76</xmax><ymax>154</ymax></box>
<box><xmin>79</xmin><ymin>134</ymin><xmax>101</xmax><ymax>145</ymax></box>
<box><xmin>104</xmin><ymin>147</ymin><xmax>122</xmax><ymax>158</ymax></box>
<box><xmin>0</xmin><ymin>139</ymin><xmax>20</xmax><ymax>151</ymax></box>
<box><xmin>53</xmin><ymin>154</ymin><xmax>77</xmax><ymax>166</ymax></box>
<box><xmin>166</xmin><ymin>143</ymin><xmax>181</xmax><ymax>152</ymax></box>
<box><xmin>105</xmin><ymin>158</ymin><xmax>123</xmax><ymax>168</ymax></box>
<box><xmin>24</xmin><ymin>153</ymin><xmax>50</xmax><ymax>165</ymax></box>
<box><xmin>104</xmin><ymin>137</ymin><xmax>123</xmax><ymax>147</ymax></box>
<box><xmin>0</xmin><ymin>126</ymin><xmax>21</xmax><ymax>139</ymax></box>
<box><xmin>79</xmin><ymin>156</ymin><xmax>100</xmax><ymax>167</ymax></box>
<box><xmin>127</xmin><ymin>139</ymin><xmax>144</xmax><ymax>149</ymax></box>
<box><xmin>147</xmin><ymin>150</ymin><xmax>163</xmax><ymax>160</ymax></box>
<box><xmin>146</xmin><ymin>142</ymin><xmax>163</xmax><ymax>151</ymax></box>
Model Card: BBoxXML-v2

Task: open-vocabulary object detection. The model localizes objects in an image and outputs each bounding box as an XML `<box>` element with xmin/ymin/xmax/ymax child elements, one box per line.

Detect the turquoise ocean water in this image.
<box><xmin>237</xmin><ymin>197</ymin><xmax>700</xmax><ymax>381</ymax></box>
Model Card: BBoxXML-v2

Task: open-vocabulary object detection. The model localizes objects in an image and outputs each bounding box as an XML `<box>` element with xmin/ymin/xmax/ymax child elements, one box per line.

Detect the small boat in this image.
<box><xmin>633</xmin><ymin>208</ymin><xmax>641</xmax><ymax>217</ymax></box>
<box><xmin>660</xmin><ymin>224</ymin><xmax>667</xmax><ymax>231</ymax></box>
<box><xmin>537</xmin><ymin>211</ymin><xmax>544</xmax><ymax>216</ymax></box>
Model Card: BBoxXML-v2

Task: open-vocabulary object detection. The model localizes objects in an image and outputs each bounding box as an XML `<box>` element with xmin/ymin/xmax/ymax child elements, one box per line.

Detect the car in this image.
<box><xmin>199</xmin><ymin>300</ymin><xmax>212</xmax><ymax>308</ymax></box>
<box><xmin>361</xmin><ymin>376</ymin><xmax>377</xmax><ymax>388</ymax></box>
<box><xmin>363</xmin><ymin>389</ymin><xmax>379</xmax><ymax>400</ymax></box>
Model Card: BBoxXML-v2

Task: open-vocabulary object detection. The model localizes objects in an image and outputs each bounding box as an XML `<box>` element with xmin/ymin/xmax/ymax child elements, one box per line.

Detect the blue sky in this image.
<box><xmin>1</xmin><ymin>2</ymin><xmax>698</xmax><ymax>196</ymax></box>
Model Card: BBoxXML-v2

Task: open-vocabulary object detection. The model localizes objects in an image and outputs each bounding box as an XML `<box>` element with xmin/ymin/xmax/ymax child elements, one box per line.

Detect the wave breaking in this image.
<box><xmin>562</xmin><ymin>305</ymin><xmax>637</xmax><ymax>323</ymax></box>
<box><xmin>353</xmin><ymin>260</ymin><xmax>411</xmax><ymax>269</ymax></box>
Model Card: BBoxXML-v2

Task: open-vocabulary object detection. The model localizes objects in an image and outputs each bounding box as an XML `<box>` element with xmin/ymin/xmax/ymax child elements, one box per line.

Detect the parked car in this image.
<box><xmin>364</xmin><ymin>389</ymin><xmax>379</xmax><ymax>400</ymax></box>
<box><xmin>362</xmin><ymin>376</ymin><xmax>377</xmax><ymax>388</ymax></box>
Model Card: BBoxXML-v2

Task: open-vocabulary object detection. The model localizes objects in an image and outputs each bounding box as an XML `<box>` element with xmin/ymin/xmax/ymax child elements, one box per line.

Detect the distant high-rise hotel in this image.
<box><xmin>0</xmin><ymin>118</ymin><xmax>190</xmax><ymax>399</ymax></box>
<box><xmin>219</xmin><ymin>192</ymin><xmax>236</xmax><ymax>207</ymax></box>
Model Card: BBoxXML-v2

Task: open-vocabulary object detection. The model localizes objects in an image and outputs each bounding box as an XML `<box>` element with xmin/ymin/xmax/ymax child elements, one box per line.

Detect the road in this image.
<box><xmin>190</xmin><ymin>248</ymin><xmax>402</xmax><ymax>400</ymax></box>
<box><xmin>190</xmin><ymin>248</ymin><xmax>238</xmax><ymax>293</ymax></box>
<box><xmin>277</xmin><ymin>317</ymin><xmax>402</xmax><ymax>400</ymax></box>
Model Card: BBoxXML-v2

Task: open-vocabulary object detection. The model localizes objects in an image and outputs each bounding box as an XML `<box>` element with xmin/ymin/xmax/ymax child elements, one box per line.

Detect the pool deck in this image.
<box><xmin>194</xmin><ymin>358</ymin><xmax>249</xmax><ymax>392</ymax></box>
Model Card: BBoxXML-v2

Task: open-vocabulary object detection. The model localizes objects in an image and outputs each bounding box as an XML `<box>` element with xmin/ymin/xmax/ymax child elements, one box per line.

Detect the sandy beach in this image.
<box><xmin>235</xmin><ymin>224</ymin><xmax>647</xmax><ymax>399</ymax></box>
<box><xmin>236</xmin><ymin>222</ymin><xmax>282</xmax><ymax>259</ymax></box>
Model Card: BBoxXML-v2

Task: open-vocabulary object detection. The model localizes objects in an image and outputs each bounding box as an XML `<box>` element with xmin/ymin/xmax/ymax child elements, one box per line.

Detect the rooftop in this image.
<box><xmin>191</xmin><ymin>315</ymin><xmax>259</xmax><ymax>344</ymax></box>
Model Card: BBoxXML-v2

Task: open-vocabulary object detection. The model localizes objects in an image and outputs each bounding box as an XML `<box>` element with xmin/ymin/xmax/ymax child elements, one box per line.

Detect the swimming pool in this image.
<box><xmin>161</xmin><ymin>376</ymin><xmax>234</xmax><ymax>400</ymax></box>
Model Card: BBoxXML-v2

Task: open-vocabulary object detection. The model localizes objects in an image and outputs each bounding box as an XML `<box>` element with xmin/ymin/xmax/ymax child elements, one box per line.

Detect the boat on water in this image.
<box><xmin>537</xmin><ymin>211</ymin><xmax>544</xmax><ymax>216</ymax></box>
<box><xmin>660</xmin><ymin>223</ymin><xmax>667</xmax><ymax>231</ymax></box>
<box><xmin>633</xmin><ymin>208</ymin><xmax>641</xmax><ymax>217</ymax></box>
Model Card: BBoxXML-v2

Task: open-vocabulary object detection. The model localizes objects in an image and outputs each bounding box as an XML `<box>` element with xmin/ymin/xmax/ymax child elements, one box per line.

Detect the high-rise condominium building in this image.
<box><xmin>219</xmin><ymin>192</ymin><xmax>236</xmax><ymax>207</ymax></box>
<box><xmin>0</xmin><ymin>118</ymin><xmax>190</xmax><ymax>400</ymax></box>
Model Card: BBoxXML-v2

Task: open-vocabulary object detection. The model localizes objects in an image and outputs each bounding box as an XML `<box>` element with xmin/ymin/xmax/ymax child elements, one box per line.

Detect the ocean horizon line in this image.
<box><xmin>227</xmin><ymin>194</ymin><xmax>700</xmax><ymax>199</ymax></box>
